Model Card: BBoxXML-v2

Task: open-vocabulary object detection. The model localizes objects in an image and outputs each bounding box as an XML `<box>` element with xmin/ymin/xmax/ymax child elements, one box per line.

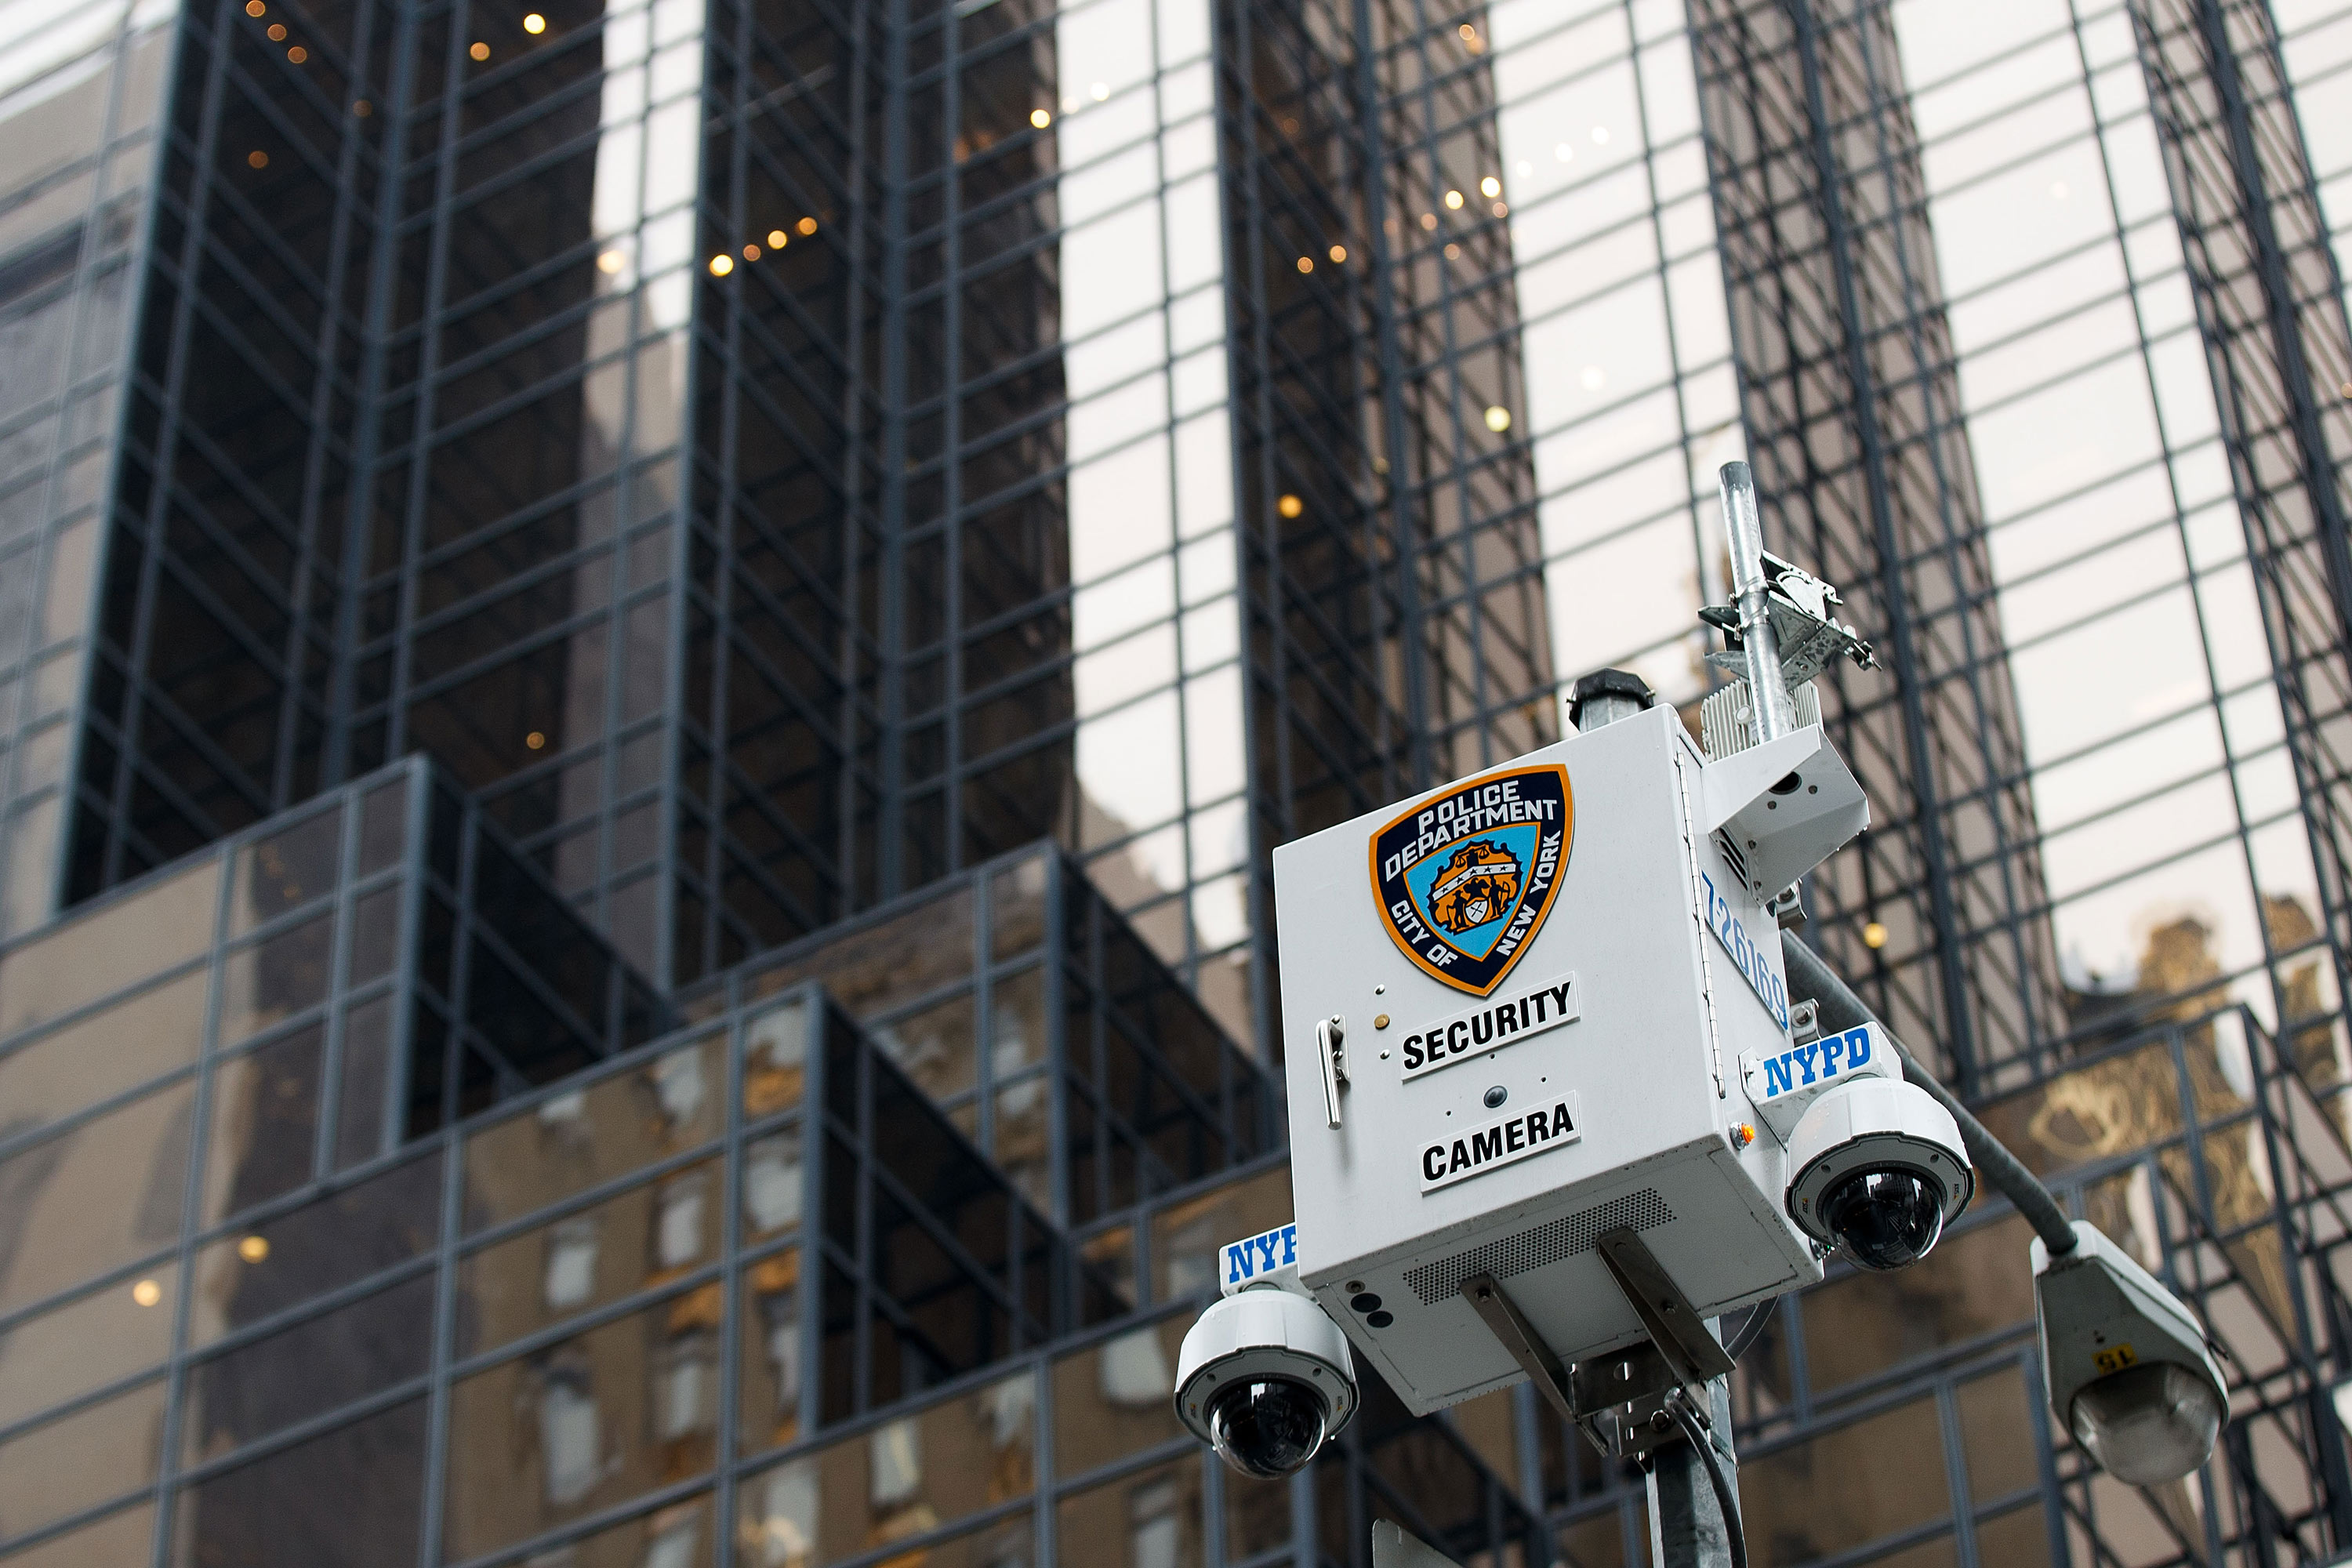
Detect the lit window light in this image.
<box><xmin>245</xmin><ymin>0</ymin><xmax>264</xmax><ymax>13</ymax></box>
<box><xmin>526</xmin><ymin>730</ymin><xmax>548</xmax><ymax>750</ymax></box>
<box><xmin>597</xmin><ymin>249</ymin><xmax>626</xmax><ymax>274</ymax></box>
<box><xmin>1483</xmin><ymin>405</ymin><xmax>1511</xmax><ymax>434</ymax></box>
<box><xmin>524</xmin><ymin>10</ymin><xmax>546</xmax><ymax>30</ymax></box>
<box><xmin>239</xmin><ymin>1235</ymin><xmax>271</xmax><ymax>1263</ymax></box>
<box><xmin>1591</xmin><ymin>125</ymin><xmax>1610</xmax><ymax>143</ymax></box>
<box><xmin>470</xmin><ymin>39</ymin><xmax>490</xmax><ymax>59</ymax></box>
<box><xmin>742</xmin><ymin>242</ymin><xmax>760</xmax><ymax>260</ymax></box>
<box><xmin>1328</xmin><ymin>244</ymin><xmax>1347</xmax><ymax>263</ymax></box>
<box><xmin>1457</xmin><ymin>21</ymin><xmax>1474</xmax><ymax>38</ymax></box>
<box><xmin>1091</xmin><ymin>81</ymin><xmax>1109</xmax><ymax>100</ymax></box>
<box><xmin>353</xmin><ymin>99</ymin><xmax>372</xmax><ymax>115</ymax></box>
<box><xmin>1480</xmin><ymin>175</ymin><xmax>1500</xmax><ymax>198</ymax></box>
<box><xmin>709</xmin><ymin>253</ymin><xmax>734</xmax><ymax>276</ymax></box>
<box><xmin>767</xmin><ymin>229</ymin><xmax>788</xmax><ymax>249</ymax></box>
<box><xmin>1297</xmin><ymin>256</ymin><xmax>1313</xmax><ymax>273</ymax></box>
<box><xmin>267</xmin><ymin>21</ymin><xmax>286</xmax><ymax>38</ymax></box>
<box><xmin>1419</xmin><ymin>212</ymin><xmax>1437</xmax><ymax>230</ymax></box>
<box><xmin>132</xmin><ymin>1279</ymin><xmax>163</xmax><ymax>1306</ymax></box>
<box><xmin>1580</xmin><ymin>365</ymin><xmax>1604</xmax><ymax>390</ymax></box>
<box><xmin>1491</xmin><ymin>200</ymin><xmax>1508</xmax><ymax>216</ymax></box>
<box><xmin>1862</xmin><ymin>920</ymin><xmax>1889</xmax><ymax>949</ymax></box>
<box><xmin>1277</xmin><ymin>494</ymin><xmax>1304</xmax><ymax>518</ymax></box>
<box><xmin>797</xmin><ymin>216</ymin><xmax>816</xmax><ymax>234</ymax></box>
<box><xmin>1444</xmin><ymin>242</ymin><xmax>1461</xmax><ymax>259</ymax></box>
<box><xmin>1515</xmin><ymin>160</ymin><xmax>1530</xmax><ymax>177</ymax></box>
<box><xmin>248</xmin><ymin>149</ymin><xmax>269</xmax><ymax>168</ymax></box>
<box><xmin>1030</xmin><ymin>107</ymin><xmax>1052</xmax><ymax>129</ymax></box>
<box><xmin>1443</xmin><ymin>189</ymin><xmax>1464</xmax><ymax>209</ymax></box>
<box><xmin>1554</xmin><ymin>142</ymin><xmax>1573</xmax><ymax>162</ymax></box>
<box><xmin>288</xmin><ymin>45</ymin><xmax>307</xmax><ymax>61</ymax></box>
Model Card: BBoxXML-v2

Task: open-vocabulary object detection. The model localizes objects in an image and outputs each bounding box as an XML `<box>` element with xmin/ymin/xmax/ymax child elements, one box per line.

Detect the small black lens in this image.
<box><xmin>1820</xmin><ymin>1167</ymin><xmax>1944</xmax><ymax>1270</ymax></box>
<box><xmin>1206</xmin><ymin>1377</ymin><xmax>1329</xmax><ymax>1479</ymax></box>
<box><xmin>1367</xmin><ymin>1310</ymin><xmax>1393</xmax><ymax>1328</ymax></box>
<box><xmin>1350</xmin><ymin>1292</ymin><xmax>1381</xmax><ymax>1313</ymax></box>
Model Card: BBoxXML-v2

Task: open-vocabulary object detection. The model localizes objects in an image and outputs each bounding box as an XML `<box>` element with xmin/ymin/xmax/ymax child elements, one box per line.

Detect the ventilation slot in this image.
<box><xmin>1403</xmin><ymin>1188</ymin><xmax>1673</xmax><ymax>1305</ymax></box>
<box><xmin>1714</xmin><ymin>832</ymin><xmax>1751</xmax><ymax>891</ymax></box>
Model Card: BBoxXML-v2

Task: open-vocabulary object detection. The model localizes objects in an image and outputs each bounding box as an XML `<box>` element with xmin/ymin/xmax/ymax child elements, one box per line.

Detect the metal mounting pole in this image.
<box><xmin>1649</xmin><ymin>1369</ymin><xmax>1739</xmax><ymax>1568</ymax></box>
<box><xmin>1720</xmin><ymin>461</ymin><xmax>1798</xmax><ymax>746</ymax></box>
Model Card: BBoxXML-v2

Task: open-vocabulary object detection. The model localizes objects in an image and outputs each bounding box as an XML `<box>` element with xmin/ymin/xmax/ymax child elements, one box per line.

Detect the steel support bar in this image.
<box><xmin>1783</xmin><ymin>935</ymin><xmax>2078</xmax><ymax>1257</ymax></box>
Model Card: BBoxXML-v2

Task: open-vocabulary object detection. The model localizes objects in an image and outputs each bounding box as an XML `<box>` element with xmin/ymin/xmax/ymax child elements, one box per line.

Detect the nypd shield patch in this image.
<box><xmin>1369</xmin><ymin>763</ymin><xmax>1573</xmax><ymax>996</ymax></box>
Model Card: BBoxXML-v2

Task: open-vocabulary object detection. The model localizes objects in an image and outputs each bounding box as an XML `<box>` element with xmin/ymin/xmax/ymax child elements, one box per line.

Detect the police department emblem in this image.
<box><xmin>1370</xmin><ymin>763</ymin><xmax>1573</xmax><ymax>995</ymax></box>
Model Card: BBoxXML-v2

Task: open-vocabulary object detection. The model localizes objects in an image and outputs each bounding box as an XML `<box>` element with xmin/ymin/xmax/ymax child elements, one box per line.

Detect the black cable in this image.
<box><xmin>1669</xmin><ymin>1398</ymin><xmax>1750</xmax><ymax>1568</ymax></box>
<box><xmin>1782</xmin><ymin>935</ymin><xmax>2077</xmax><ymax>1257</ymax></box>
<box><xmin>1722</xmin><ymin>1294</ymin><xmax>1779</xmax><ymax>1363</ymax></box>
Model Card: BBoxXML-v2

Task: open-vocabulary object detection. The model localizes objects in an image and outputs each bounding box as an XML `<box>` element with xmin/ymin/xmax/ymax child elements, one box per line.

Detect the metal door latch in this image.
<box><xmin>1316</xmin><ymin>1015</ymin><xmax>1347</xmax><ymax>1127</ymax></box>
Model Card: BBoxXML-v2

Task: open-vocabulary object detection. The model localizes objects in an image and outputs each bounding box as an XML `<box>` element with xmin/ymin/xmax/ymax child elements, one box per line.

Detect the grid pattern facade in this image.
<box><xmin>8</xmin><ymin>0</ymin><xmax>2352</xmax><ymax>1563</ymax></box>
<box><xmin>1688</xmin><ymin>0</ymin><xmax>2069</xmax><ymax>1095</ymax></box>
<box><xmin>0</xmin><ymin>1</ymin><xmax>176</xmax><ymax>942</ymax></box>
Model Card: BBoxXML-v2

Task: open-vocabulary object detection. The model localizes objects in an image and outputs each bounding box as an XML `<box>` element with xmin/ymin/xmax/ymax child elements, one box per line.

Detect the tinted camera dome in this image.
<box><xmin>1205</xmin><ymin>1377</ymin><xmax>1330</xmax><ymax>1479</ymax></box>
<box><xmin>1820</xmin><ymin>1167</ymin><xmax>1946</xmax><ymax>1270</ymax></box>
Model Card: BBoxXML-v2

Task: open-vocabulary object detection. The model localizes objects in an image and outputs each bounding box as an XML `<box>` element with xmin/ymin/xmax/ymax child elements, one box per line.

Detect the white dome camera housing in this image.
<box><xmin>1784</xmin><ymin>1076</ymin><xmax>1973</xmax><ymax>1270</ymax></box>
<box><xmin>1175</xmin><ymin>1286</ymin><xmax>1359</xmax><ymax>1479</ymax></box>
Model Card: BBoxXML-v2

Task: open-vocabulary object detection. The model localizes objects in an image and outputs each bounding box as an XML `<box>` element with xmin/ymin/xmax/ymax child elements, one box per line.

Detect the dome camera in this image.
<box><xmin>1175</xmin><ymin>1286</ymin><xmax>1358</xmax><ymax>1479</ymax></box>
<box><xmin>1784</xmin><ymin>1076</ymin><xmax>1973</xmax><ymax>1270</ymax></box>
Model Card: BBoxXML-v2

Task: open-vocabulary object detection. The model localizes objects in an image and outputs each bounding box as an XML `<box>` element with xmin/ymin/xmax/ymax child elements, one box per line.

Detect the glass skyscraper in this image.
<box><xmin>2</xmin><ymin>0</ymin><xmax>2351</xmax><ymax>1561</ymax></box>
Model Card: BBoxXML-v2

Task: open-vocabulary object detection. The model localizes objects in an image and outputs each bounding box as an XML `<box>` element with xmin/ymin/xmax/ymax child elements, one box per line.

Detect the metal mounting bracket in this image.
<box><xmin>1594</xmin><ymin>1226</ymin><xmax>1734</xmax><ymax>1388</ymax></box>
<box><xmin>1569</xmin><ymin>1344</ymin><xmax>1684</xmax><ymax>1460</ymax></box>
<box><xmin>1460</xmin><ymin>1272</ymin><xmax>1577</xmax><ymax>1426</ymax></box>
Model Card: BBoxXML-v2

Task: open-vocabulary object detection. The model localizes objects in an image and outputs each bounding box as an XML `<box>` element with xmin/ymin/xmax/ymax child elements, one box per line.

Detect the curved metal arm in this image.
<box><xmin>1781</xmin><ymin>937</ymin><xmax>2078</xmax><ymax>1258</ymax></box>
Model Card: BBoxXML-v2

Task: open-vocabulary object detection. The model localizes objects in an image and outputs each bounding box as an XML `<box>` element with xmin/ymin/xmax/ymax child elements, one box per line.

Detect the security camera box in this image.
<box><xmin>1272</xmin><ymin>705</ymin><xmax>1827</xmax><ymax>1415</ymax></box>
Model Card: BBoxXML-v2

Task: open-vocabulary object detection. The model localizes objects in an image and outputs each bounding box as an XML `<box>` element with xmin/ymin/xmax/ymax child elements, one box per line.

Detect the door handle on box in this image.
<box><xmin>1316</xmin><ymin>1015</ymin><xmax>1347</xmax><ymax>1127</ymax></box>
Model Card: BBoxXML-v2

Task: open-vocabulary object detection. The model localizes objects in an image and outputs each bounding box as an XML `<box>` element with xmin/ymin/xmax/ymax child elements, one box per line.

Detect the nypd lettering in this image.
<box><xmin>1222</xmin><ymin>1222</ymin><xmax>1298</xmax><ymax>1288</ymax></box>
<box><xmin>1371</xmin><ymin>764</ymin><xmax>1574</xmax><ymax>997</ymax></box>
<box><xmin>1399</xmin><ymin>973</ymin><xmax>1581</xmax><ymax>1080</ymax></box>
<box><xmin>1698</xmin><ymin>869</ymin><xmax>1790</xmax><ymax>1029</ymax></box>
<box><xmin>1420</xmin><ymin>1095</ymin><xmax>1581</xmax><ymax>1191</ymax></box>
<box><xmin>1748</xmin><ymin>1024</ymin><xmax>1873</xmax><ymax>1102</ymax></box>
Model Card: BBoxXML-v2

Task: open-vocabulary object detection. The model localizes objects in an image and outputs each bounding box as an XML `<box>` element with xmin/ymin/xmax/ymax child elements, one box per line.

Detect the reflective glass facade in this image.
<box><xmin>7</xmin><ymin>0</ymin><xmax>2352</xmax><ymax>1563</ymax></box>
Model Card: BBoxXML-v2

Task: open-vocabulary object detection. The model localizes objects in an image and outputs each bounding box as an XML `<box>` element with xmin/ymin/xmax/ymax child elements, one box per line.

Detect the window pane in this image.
<box><xmin>1055</xmin><ymin>1455</ymin><xmax>1202</xmax><ymax>1568</ymax></box>
<box><xmin>0</xmin><ymin>967</ymin><xmax>207</xmax><ymax>1138</ymax></box>
<box><xmin>738</xmin><ymin>1247</ymin><xmax>803</xmax><ymax>1454</ymax></box>
<box><xmin>0</xmin><ymin>860</ymin><xmax>218</xmax><ymax>1036</ymax></box>
<box><xmin>170</xmin><ymin>1399</ymin><xmax>426</xmax><ymax>1568</ymax></box>
<box><xmin>0</xmin><ymin>1077</ymin><xmax>192</xmax><ymax>1314</ymax></box>
<box><xmin>0</xmin><ymin>1265</ymin><xmax>176</xmax><ymax>1430</ymax></box>
<box><xmin>228</xmin><ymin>806</ymin><xmax>344</xmax><ymax>935</ymax></box>
<box><xmin>218</xmin><ymin>913</ymin><xmax>337</xmax><ymax>1046</ymax></box>
<box><xmin>201</xmin><ymin>1025</ymin><xmax>324</xmax><ymax>1224</ymax></box>
<box><xmin>465</xmin><ymin>1036</ymin><xmax>724</xmax><ymax>1229</ymax></box>
<box><xmin>0</xmin><ymin>1501</ymin><xmax>152</xmax><ymax>1568</ymax></box>
<box><xmin>445</xmin><ymin>1288</ymin><xmax>720</xmax><ymax>1559</ymax></box>
<box><xmin>180</xmin><ymin>1273</ymin><xmax>434</xmax><ymax>1465</ymax></box>
<box><xmin>0</xmin><ymin>1379</ymin><xmax>164</xmax><ymax>1539</ymax></box>
<box><xmin>1739</xmin><ymin>1396</ymin><xmax>1949</xmax><ymax>1563</ymax></box>
<box><xmin>456</xmin><ymin>1158</ymin><xmax>720</xmax><ymax>1356</ymax></box>
<box><xmin>190</xmin><ymin>1152</ymin><xmax>443</xmax><ymax>1348</ymax></box>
